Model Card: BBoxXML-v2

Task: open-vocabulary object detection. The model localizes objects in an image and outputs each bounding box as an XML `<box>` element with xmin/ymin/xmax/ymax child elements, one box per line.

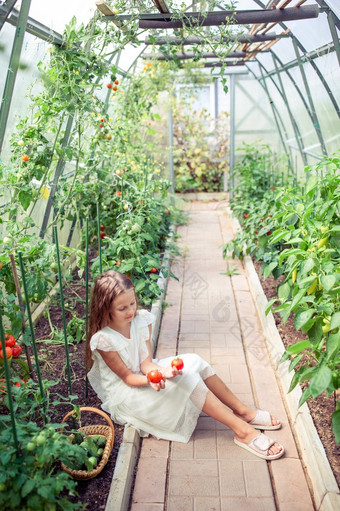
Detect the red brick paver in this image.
<box><xmin>131</xmin><ymin>199</ymin><xmax>314</xmax><ymax>511</ymax></box>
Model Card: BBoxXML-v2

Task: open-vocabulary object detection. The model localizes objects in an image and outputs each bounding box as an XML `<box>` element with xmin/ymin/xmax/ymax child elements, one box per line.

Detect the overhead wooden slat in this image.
<box><xmin>136</xmin><ymin>6</ymin><xmax>319</xmax><ymax>29</ymax></box>
<box><xmin>142</xmin><ymin>51</ymin><xmax>250</xmax><ymax>60</ymax></box>
<box><xmin>95</xmin><ymin>0</ymin><xmax>127</xmax><ymax>31</ymax></box>
<box><xmin>143</xmin><ymin>32</ymin><xmax>287</xmax><ymax>45</ymax></box>
<box><xmin>278</xmin><ymin>0</ymin><xmax>293</xmax><ymax>9</ymax></box>
<box><xmin>152</xmin><ymin>0</ymin><xmax>171</xmax><ymax>13</ymax></box>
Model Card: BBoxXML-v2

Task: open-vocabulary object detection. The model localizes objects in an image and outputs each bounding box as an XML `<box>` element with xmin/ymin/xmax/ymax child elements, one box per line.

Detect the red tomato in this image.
<box><xmin>0</xmin><ymin>347</ymin><xmax>12</xmax><ymax>359</ymax></box>
<box><xmin>115</xmin><ymin>191</ymin><xmax>122</xmax><ymax>196</ymax></box>
<box><xmin>147</xmin><ymin>370</ymin><xmax>163</xmax><ymax>384</ymax></box>
<box><xmin>116</xmin><ymin>260</ymin><xmax>121</xmax><ymax>266</ymax></box>
<box><xmin>100</xmin><ymin>232</ymin><xmax>105</xmax><ymax>239</ymax></box>
<box><xmin>99</xmin><ymin>123</ymin><xmax>104</xmax><ymax>128</ymax></box>
<box><xmin>114</xmin><ymin>79</ymin><xmax>119</xmax><ymax>85</ymax></box>
<box><xmin>11</xmin><ymin>344</ymin><xmax>22</xmax><ymax>359</ymax></box>
<box><xmin>150</xmin><ymin>267</ymin><xmax>157</xmax><ymax>273</ymax></box>
<box><xmin>107</xmin><ymin>83</ymin><xmax>112</xmax><ymax>89</ymax></box>
<box><xmin>171</xmin><ymin>357</ymin><xmax>184</xmax><ymax>370</ymax></box>
<box><xmin>100</xmin><ymin>224</ymin><xmax>105</xmax><ymax>231</ymax></box>
<box><xmin>112</xmin><ymin>86</ymin><xmax>117</xmax><ymax>91</ymax></box>
<box><xmin>14</xmin><ymin>379</ymin><xmax>26</xmax><ymax>387</ymax></box>
<box><xmin>243</xmin><ymin>213</ymin><xmax>249</xmax><ymax>219</ymax></box>
<box><xmin>22</xmin><ymin>154</ymin><xmax>29</xmax><ymax>161</ymax></box>
<box><xmin>165</xmin><ymin>210</ymin><xmax>169</xmax><ymax>214</ymax></box>
<box><xmin>4</xmin><ymin>334</ymin><xmax>15</xmax><ymax>348</ymax></box>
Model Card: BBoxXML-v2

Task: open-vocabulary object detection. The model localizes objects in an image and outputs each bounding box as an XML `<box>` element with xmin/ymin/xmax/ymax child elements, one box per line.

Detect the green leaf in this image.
<box><xmin>265</xmin><ymin>297</ymin><xmax>277</xmax><ymax>316</ymax></box>
<box><xmin>288</xmin><ymin>369</ymin><xmax>302</xmax><ymax>392</ymax></box>
<box><xmin>308</xmin><ymin>320</ymin><xmax>323</xmax><ymax>344</ymax></box>
<box><xmin>298</xmin><ymin>275</ymin><xmax>317</xmax><ymax>288</ymax></box>
<box><xmin>332</xmin><ymin>409</ymin><xmax>340</xmax><ymax>444</ymax></box>
<box><xmin>289</xmin><ymin>288</ymin><xmax>306</xmax><ymax>311</ymax></box>
<box><xmin>305</xmin><ymin>175</ymin><xmax>318</xmax><ymax>194</ymax></box>
<box><xmin>330</xmin><ymin>311</ymin><xmax>340</xmax><ymax>330</ymax></box>
<box><xmin>21</xmin><ymin>478</ymin><xmax>35</xmax><ymax>497</ymax></box>
<box><xmin>326</xmin><ymin>333</ymin><xmax>340</xmax><ymax>361</ymax></box>
<box><xmin>270</xmin><ymin>231</ymin><xmax>288</xmax><ymax>244</ymax></box>
<box><xmin>285</xmin><ymin>339</ymin><xmax>312</xmax><ymax>355</ymax></box>
<box><xmin>298</xmin><ymin>385</ymin><xmax>312</xmax><ymax>407</ymax></box>
<box><xmin>278</xmin><ymin>280</ymin><xmax>291</xmax><ymax>302</ymax></box>
<box><xmin>263</xmin><ymin>261</ymin><xmax>278</xmax><ymax>280</ymax></box>
<box><xmin>294</xmin><ymin>309</ymin><xmax>315</xmax><ymax>331</ymax></box>
<box><xmin>310</xmin><ymin>365</ymin><xmax>332</xmax><ymax>398</ymax></box>
<box><xmin>320</xmin><ymin>275</ymin><xmax>336</xmax><ymax>291</ymax></box>
<box><xmin>134</xmin><ymin>279</ymin><xmax>145</xmax><ymax>293</ymax></box>
<box><xmin>301</xmin><ymin>258</ymin><xmax>315</xmax><ymax>275</ymax></box>
<box><xmin>288</xmin><ymin>353</ymin><xmax>304</xmax><ymax>373</ymax></box>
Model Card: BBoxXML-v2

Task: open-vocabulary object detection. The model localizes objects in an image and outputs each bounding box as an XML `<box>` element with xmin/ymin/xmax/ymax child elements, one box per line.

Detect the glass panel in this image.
<box><xmin>234</xmin><ymin>74</ymin><xmax>281</xmax><ymax>154</ymax></box>
<box><xmin>27</xmin><ymin>0</ymin><xmax>97</xmax><ymax>33</ymax></box>
<box><xmin>0</xmin><ymin>28</ymin><xmax>48</xmax><ymax>162</ymax></box>
<box><xmin>325</xmin><ymin>0</ymin><xmax>340</xmax><ymax>19</ymax></box>
<box><xmin>305</xmin><ymin>53</ymin><xmax>340</xmax><ymax>156</ymax></box>
<box><xmin>284</xmin><ymin>10</ymin><xmax>334</xmax><ymax>52</ymax></box>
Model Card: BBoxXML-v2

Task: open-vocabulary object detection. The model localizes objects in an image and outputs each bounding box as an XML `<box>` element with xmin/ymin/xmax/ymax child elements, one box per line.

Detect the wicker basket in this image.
<box><xmin>60</xmin><ymin>406</ymin><xmax>115</xmax><ymax>480</ymax></box>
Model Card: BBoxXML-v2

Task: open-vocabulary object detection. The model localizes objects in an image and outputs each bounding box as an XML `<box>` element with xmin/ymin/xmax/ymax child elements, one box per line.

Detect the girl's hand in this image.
<box><xmin>162</xmin><ymin>364</ymin><xmax>182</xmax><ymax>379</ymax></box>
<box><xmin>149</xmin><ymin>379</ymin><xmax>165</xmax><ymax>392</ymax></box>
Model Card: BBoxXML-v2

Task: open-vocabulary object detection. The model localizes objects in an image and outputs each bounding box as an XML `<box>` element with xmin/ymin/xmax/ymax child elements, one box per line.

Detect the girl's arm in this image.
<box><xmin>97</xmin><ymin>349</ymin><xmax>151</xmax><ymax>387</ymax></box>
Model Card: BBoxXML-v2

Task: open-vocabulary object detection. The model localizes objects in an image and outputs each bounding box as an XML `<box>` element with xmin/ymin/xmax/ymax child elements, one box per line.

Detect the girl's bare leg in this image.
<box><xmin>204</xmin><ymin>374</ymin><xmax>280</xmax><ymax>427</ymax></box>
<box><xmin>202</xmin><ymin>391</ymin><xmax>282</xmax><ymax>455</ymax></box>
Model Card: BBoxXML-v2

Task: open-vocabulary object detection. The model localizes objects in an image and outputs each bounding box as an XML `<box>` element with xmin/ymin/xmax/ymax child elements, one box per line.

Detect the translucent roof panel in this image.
<box><xmin>18</xmin><ymin>0</ymin><xmax>97</xmax><ymax>34</ymax></box>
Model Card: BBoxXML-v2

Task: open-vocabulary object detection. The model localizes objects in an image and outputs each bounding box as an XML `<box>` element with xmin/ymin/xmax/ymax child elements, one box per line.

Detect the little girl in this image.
<box><xmin>86</xmin><ymin>270</ymin><xmax>284</xmax><ymax>460</ymax></box>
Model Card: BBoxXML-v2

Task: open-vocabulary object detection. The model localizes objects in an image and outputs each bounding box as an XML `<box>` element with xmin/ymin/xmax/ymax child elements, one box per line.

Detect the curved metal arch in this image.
<box><xmin>246</xmin><ymin>62</ymin><xmax>293</xmax><ymax>169</ymax></box>
<box><xmin>251</xmin><ymin>0</ymin><xmax>340</xmax><ymax>119</ymax></box>
<box><xmin>245</xmin><ymin>56</ymin><xmax>307</xmax><ymax>163</ymax></box>
<box><xmin>263</xmin><ymin>43</ymin><xmax>328</xmax><ymax>157</ymax></box>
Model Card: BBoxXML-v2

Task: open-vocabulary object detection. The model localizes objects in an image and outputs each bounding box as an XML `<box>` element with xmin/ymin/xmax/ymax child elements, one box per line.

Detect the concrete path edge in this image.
<box><xmin>104</xmin><ymin>243</ymin><xmax>171</xmax><ymax>511</ymax></box>
<box><xmin>229</xmin><ymin>213</ymin><xmax>340</xmax><ymax>511</ymax></box>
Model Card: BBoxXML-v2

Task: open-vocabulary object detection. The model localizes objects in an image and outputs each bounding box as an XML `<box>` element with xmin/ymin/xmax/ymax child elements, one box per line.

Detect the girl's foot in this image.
<box><xmin>235</xmin><ymin>408</ymin><xmax>281</xmax><ymax>430</ymax></box>
<box><xmin>234</xmin><ymin>432</ymin><xmax>284</xmax><ymax>460</ymax></box>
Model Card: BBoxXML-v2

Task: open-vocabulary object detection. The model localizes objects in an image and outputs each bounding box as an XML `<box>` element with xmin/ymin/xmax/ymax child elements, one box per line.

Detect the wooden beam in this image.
<box><xmin>203</xmin><ymin>61</ymin><xmax>250</xmax><ymax>68</ymax></box>
<box><xmin>144</xmin><ymin>32</ymin><xmax>288</xmax><ymax>45</ymax></box>
<box><xmin>142</xmin><ymin>51</ymin><xmax>249</xmax><ymax>60</ymax></box>
<box><xmin>152</xmin><ymin>0</ymin><xmax>171</xmax><ymax>13</ymax></box>
<box><xmin>95</xmin><ymin>0</ymin><xmax>127</xmax><ymax>31</ymax></box>
<box><xmin>135</xmin><ymin>6</ymin><xmax>319</xmax><ymax>29</ymax></box>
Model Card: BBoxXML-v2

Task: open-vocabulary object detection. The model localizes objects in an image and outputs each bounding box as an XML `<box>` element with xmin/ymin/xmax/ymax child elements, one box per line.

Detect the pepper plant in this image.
<box><xmin>224</xmin><ymin>146</ymin><xmax>340</xmax><ymax>442</ymax></box>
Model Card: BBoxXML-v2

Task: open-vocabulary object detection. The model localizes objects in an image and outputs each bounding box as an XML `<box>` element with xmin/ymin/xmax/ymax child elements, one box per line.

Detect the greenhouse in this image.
<box><xmin>0</xmin><ymin>0</ymin><xmax>339</xmax><ymax>509</ymax></box>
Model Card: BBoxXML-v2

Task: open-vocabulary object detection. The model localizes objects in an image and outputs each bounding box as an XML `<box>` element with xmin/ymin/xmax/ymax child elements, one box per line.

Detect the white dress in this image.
<box><xmin>87</xmin><ymin>310</ymin><xmax>215</xmax><ymax>442</ymax></box>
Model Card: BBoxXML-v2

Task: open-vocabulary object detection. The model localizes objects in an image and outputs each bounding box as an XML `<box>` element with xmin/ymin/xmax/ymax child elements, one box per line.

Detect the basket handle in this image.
<box><xmin>61</xmin><ymin>406</ymin><xmax>115</xmax><ymax>449</ymax></box>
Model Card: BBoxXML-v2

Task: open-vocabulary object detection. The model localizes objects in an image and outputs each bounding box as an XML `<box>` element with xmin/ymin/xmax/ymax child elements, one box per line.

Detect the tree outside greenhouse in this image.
<box><xmin>0</xmin><ymin>1</ymin><xmax>339</xmax><ymax>510</ymax></box>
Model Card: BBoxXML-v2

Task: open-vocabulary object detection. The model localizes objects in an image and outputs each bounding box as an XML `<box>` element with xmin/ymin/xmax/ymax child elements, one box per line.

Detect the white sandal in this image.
<box><xmin>234</xmin><ymin>433</ymin><xmax>284</xmax><ymax>460</ymax></box>
<box><xmin>248</xmin><ymin>409</ymin><xmax>281</xmax><ymax>430</ymax></box>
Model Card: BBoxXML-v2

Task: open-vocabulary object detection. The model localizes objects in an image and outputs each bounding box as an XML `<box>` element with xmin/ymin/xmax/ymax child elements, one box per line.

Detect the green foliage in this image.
<box><xmin>173</xmin><ymin>98</ymin><xmax>229</xmax><ymax>192</ymax></box>
<box><xmin>224</xmin><ymin>146</ymin><xmax>340</xmax><ymax>442</ymax></box>
<box><xmin>0</xmin><ymin>379</ymin><xmax>86</xmax><ymax>510</ymax></box>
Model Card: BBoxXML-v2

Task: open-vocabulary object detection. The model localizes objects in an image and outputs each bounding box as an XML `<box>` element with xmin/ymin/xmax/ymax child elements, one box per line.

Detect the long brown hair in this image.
<box><xmin>85</xmin><ymin>271</ymin><xmax>137</xmax><ymax>371</ymax></box>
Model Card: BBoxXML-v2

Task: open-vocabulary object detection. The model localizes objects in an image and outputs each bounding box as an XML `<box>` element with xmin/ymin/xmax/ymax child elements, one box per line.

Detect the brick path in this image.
<box><xmin>131</xmin><ymin>200</ymin><xmax>314</xmax><ymax>511</ymax></box>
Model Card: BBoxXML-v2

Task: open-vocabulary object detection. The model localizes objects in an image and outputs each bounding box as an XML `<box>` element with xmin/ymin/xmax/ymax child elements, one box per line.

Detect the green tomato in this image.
<box><xmin>3</xmin><ymin>237</ymin><xmax>11</xmax><ymax>245</ymax></box>
<box><xmin>26</xmin><ymin>441</ymin><xmax>36</xmax><ymax>451</ymax></box>
<box><xmin>36</xmin><ymin>434</ymin><xmax>46</xmax><ymax>446</ymax></box>
<box><xmin>0</xmin><ymin>482</ymin><xmax>5</xmax><ymax>492</ymax></box>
